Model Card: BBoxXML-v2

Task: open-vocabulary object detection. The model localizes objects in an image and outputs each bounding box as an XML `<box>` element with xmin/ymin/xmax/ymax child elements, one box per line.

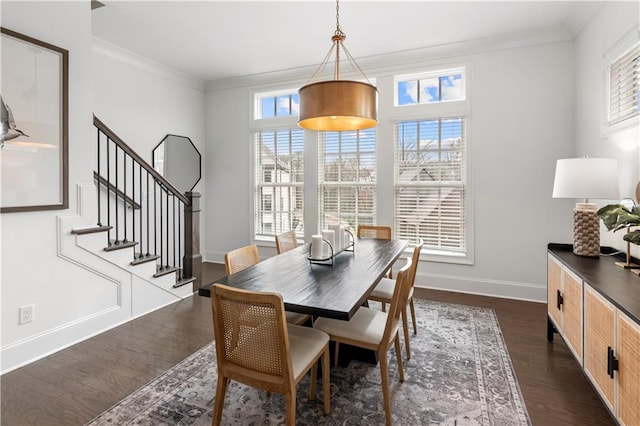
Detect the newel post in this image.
<box><xmin>184</xmin><ymin>192</ymin><xmax>202</xmax><ymax>292</ymax></box>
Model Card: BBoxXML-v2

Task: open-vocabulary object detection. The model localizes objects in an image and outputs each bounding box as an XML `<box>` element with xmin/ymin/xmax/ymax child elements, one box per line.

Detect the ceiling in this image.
<box><xmin>91</xmin><ymin>1</ymin><xmax>602</xmax><ymax>82</ymax></box>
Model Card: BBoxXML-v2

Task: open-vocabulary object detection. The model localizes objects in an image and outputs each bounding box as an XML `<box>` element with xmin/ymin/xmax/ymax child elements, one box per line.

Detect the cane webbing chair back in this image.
<box><xmin>357</xmin><ymin>225</ymin><xmax>392</xmax><ymax>240</ymax></box>
<box><xmin>224</xmin><ymin>244</ymin><xmax>260</xmax><ymax>275</ymax></box>
<box><xmin>275</xmin><ymin>230</ymin><xmax>299</xmax><ymax>254</ymax></box>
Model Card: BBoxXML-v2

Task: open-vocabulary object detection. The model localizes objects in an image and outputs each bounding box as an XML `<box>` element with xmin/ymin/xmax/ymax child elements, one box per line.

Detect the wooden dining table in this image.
<box><xmin>198</xmin><ymin>238</ymin><xmax>408</xmax><ymax>321</ymax></box>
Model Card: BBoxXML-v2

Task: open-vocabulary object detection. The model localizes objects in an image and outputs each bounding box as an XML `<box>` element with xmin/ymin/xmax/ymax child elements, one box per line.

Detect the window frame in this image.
<box><xmin>251</xmin><ymin>86</ymin><xmax>305</xmax><ymax>244</ymax></box>
<box><xmin>391</xmin><ymin>65</ymin><xmax>474</xmax><ymax>265</ymax></box>
<box><xmin>602</xmin><ymin>28</ymin><xmax>640</xmax><ymax>135</ymax></box>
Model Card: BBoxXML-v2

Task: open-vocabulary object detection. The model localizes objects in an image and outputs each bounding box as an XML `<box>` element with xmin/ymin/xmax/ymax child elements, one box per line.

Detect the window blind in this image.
<box><xmin>609</xmin><ymin>43</ymin><xmax>640</xmax><ymax>125</ymax></box>
<box><xmin>254</xmin><ymin>129</ymin><xmax>304</xmax><ymax>238</ymax></box>
<box><xmin>394</xmin><ymin>118</ymin><xmax>466</xmax><ymax>252</ymax></box>
<box><xmin>318</xmin><ymin>128</ymin><xmax>376</xmax><ymax>231</ymax></box>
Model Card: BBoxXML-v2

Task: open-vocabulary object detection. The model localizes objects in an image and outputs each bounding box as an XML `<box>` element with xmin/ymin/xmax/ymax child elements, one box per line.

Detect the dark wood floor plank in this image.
<box><xmin>1</xmin><ymin>263</ymin><xmax>614</xmax><ymax>425</ymax></box>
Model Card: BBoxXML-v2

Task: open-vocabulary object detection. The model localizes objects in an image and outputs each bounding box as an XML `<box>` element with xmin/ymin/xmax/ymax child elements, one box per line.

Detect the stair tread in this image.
<box><xmin>130</xmin><ymin>254</ymin><xmax>160</xmax><ymax>266</ymax></box>
<box><xmin>153</xmin><ymin>265</ymin><xmax>179</xmax><ymax>278</ymax></box>
<box><xmin>71</xmin><ymin>225</ymin><xmax>112</xmax><ymax>235</ymax></box>
<box><xmin>173</xmin><ymin>276</ymin><xmax>196</xmax><ymax>289</ymax></box>
<box><xmin>104</xmin><ymin>240</ymin><xmax>138</xmax><ymax>252</ymax></box>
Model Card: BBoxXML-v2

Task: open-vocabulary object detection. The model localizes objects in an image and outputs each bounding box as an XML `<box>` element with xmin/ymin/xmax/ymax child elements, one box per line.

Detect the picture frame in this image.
<box><xmin>0</xmin><ymin>27</ymin><xmax>68</xmax><ymax>213</ymax></box>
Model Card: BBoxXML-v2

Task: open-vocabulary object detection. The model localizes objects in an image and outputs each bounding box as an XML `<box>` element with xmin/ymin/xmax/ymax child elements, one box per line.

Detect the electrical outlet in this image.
<box><xmin>19</xmin><ymin>305</ymin><xmax>34</xmax><ymax>325</ymax></box>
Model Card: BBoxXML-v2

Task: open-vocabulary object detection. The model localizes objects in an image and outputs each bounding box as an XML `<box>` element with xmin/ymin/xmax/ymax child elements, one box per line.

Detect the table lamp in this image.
<box><xmin>552</xmin><ymin>158</ymin><xmax>620</xmax><ymax>257</ymax></box>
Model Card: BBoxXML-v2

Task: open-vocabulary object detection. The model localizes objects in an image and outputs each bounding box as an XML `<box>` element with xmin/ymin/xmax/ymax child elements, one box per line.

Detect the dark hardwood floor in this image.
<box><xmin>1</xmin><ymin>262</ymin><xmax>613</xmax><ymax>425</ymax></box>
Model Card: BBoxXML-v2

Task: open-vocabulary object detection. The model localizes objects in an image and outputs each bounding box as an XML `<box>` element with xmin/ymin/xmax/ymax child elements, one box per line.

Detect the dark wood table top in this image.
<box><xmin>199</xmin><ymin>238</ymin><xmax>409</xmax><ymax>320</ymax></box>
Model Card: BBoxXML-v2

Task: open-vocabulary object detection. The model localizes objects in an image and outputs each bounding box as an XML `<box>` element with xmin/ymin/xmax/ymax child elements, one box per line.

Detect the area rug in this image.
<box><xmin>87</xmin><ymin>300</ymin><xmax>530</xmax><ymax>425</ymax></box>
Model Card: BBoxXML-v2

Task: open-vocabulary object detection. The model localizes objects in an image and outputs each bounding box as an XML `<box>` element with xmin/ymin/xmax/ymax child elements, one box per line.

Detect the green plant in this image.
<box><xmin>597</xmin><ymin>203</ymin><xmax>640</xmax><ymax>245</ymax></box>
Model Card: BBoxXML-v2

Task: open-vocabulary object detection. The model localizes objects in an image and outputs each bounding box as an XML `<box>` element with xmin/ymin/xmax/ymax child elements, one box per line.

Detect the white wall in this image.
<box><xmin>574</xmin><ymin>1</ymin><xmax>640</xmax><ymax>258</ymax></box>
<box><xmin>203</xmin><ymin>29</ymin><xmax>576</xmax><ymax>302</ymax></box>
<box><xmin>0</xmin><ymin>2</ymin><xmax>206</xmax><ymax>374</ymax></box>
<box><xmin>1</xmin><ymin>1</ymin><xmax>97</xmax><ymax>373</ymax></box>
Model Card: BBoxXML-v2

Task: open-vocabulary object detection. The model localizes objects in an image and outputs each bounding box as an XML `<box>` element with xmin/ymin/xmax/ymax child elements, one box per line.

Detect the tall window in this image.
<box><xmin>253</xmin><ymin>88</ymin><xmax>303</xmax><ymax>239</ymax></box>
<box><xmin>608</xmin><ymin>43</ymin><xmax>640</xmax><ymax>126</ymax></box>
<box><xmin>394</xmin><ymin>68</ymin><xmax>468</xmax><ymax>257</ymax></box>
<box><xmin>254</xmin><ymin>129</ymin><xmax>304</xmax><ymax>238</ymax></box>
<box><xmin>318</xmin><ymin>129</ymin><xmax>376</xmax><ymax>231</ymax></box>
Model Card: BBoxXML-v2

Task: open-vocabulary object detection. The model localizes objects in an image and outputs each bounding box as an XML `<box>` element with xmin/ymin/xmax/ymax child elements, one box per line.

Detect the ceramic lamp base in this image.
<box><xmin>573</xmin><ymin>205</ymin><xmax>600</xmax><ymax>257</ymax></box>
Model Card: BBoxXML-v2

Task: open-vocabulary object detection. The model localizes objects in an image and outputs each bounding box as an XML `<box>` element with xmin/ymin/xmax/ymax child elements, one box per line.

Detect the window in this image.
<box><xmin>608</xmin><ymin>43</ymin><xmax>640</xmax><ymax>126</ymax></box>
<box><xmin>395</xmin><ymin>118</ymin><xmax>466</xmax><ymax>252</ymax></box>
<box><xmin>254</xmin><ymin>128</ymin><xmax>304</xmax><ymax>238</ymax></box>
<box><xmin>396</xmin><ymin>68</ymin><xmax>465</xmax><ymax>106</ymax></box>
<box><xmin>394</xmin><ymin>68</ymin><xmax>469</xmax><ymax>258</ymax></box>
<box><xmin>255</xmin><ymin>92</ymin><xmax>299</xmax><ymax>119</ymax></box>
<box><xmin>318</xmin><ymin>129</ymin><xmax>376</xmax><ymax>231</ymax></box>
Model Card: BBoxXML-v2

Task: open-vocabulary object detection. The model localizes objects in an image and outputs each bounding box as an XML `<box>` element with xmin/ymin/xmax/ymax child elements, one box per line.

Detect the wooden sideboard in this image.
<box><xmin>547</xmin><ymin>244</ymin><xmax>640</xmax><ymax>426</ymax></box>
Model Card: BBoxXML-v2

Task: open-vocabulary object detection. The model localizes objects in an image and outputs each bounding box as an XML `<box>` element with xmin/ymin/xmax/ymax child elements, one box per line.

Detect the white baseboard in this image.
<box><xmin>415</xmin><ymin>272</ymin><xmax>546</xmax><ymax>303</ymax></box>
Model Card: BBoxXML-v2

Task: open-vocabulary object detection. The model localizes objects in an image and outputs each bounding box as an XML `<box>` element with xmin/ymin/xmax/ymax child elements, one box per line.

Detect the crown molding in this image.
<box><xmin>206</xmin><ymin>25</ymin><xmax>574</xmax><ymax>92</ymax></box>
<box><xmin>92</xmin><ymin>37</ymin><xmax>205</xmax><ymax>91</ymax></box>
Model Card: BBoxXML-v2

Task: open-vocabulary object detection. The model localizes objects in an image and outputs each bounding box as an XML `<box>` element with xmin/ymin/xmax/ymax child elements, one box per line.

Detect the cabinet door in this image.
<box><xmin>584</xmin><ymin>285</ymin><xmax>616</xmax><ymax>411</ymax></box>
<box><xmin>562</xmin><ymin>268</ymin><xmax>583</xmax><ymax>362</ymax></box>
<box><xmin>547</xmin><ymin>254</ymin><xmax>562</xmax><ymax>329</ymax></box>
<box><xmin>617</xmin><ymin>311</ymin><xmax>640</xmax><ymax>426</ymax></box>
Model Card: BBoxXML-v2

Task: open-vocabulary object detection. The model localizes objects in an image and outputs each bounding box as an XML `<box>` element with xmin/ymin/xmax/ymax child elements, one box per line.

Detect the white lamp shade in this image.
<box><xmin>552</xmin><ymin>158</ymin><xmax>620</xmax><ymax>200</ymax></box>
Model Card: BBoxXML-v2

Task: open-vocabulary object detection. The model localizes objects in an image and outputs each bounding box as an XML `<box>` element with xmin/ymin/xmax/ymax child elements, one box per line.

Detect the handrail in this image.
<box><xmin>93</xmin><ymin>115</ymin><xmax>189</xmax><ymax>205</ymax></box>
<box><xmin>93</xmin><ymin>171</ymin><xmax>141</xmax><ymax>210</ymax></box>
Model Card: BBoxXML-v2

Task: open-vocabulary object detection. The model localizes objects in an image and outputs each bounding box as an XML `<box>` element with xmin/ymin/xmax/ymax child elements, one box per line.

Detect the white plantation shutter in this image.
<box><xmin>609</xmin><ymin>43</ymin><xmax>640</xmax><ymax>125</ymax></box>
<box><xmin>394</xmin><ymin>118</ymin><xmax>466</xmax><ymax>253</ymax></box>
<box><xmin>254</xmin><ymin>128</ymin><xmax>304</xmax><ymax>238</ymax></box>
<box><xmin>318</xmin><ymin>128</ymin><xmax>376</xmax><ymax>230</ymax></box>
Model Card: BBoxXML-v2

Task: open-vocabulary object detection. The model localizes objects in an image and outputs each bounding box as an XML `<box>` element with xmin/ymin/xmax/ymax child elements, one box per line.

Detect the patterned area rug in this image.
<box><xmin>87</xmin><ymin>300</ymin><xmax>530</xmax><ymax>425</ymax></box>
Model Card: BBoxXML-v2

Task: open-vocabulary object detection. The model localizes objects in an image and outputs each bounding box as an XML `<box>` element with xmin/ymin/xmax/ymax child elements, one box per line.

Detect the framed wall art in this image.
<box><xmin>0</xmin><ymin>27</ymin><xmax>68</xmax><ymax>213</ymax></box>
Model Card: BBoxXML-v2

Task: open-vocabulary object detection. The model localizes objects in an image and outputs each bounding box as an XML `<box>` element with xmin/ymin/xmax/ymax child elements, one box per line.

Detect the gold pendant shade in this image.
<box><xmin>298</xmin><ymin>0</ymin><xmax>378</xmax><ymax>132</ymax></box>
<box><xmin>298</xmin><ymin>80</ymin><xmax>378</xmax><ymax>131</ymax></box>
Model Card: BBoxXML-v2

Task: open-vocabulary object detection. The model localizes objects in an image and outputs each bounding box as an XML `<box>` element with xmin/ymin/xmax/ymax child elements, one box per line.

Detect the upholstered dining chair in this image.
<box><xmin>313</xmin><ymin>258</ymin><xmax>412</xmax><ymax>426</ymax></box>
<box><xmin>357</xmin><ymin>225</ymin><xmax>393</xmax><ymax>277</ymax></box>
<box><xmin>210</xmin><ymin>284</ymin><xmax>331</xmax><ymax>426</ymax></box>
<box><xmin>368</xmin><ymin>239</ymin><xmax>424</xmax><ymax>360</ymax></box>
<box><xmin>275</xmin><ymin>230</ymin><xmax>298</xmax><ymax>254</ymax></box>
<box><xmin>224</xmin><ymin>244</ymin><xmax>310</xmax><ymax>326</ymax></box>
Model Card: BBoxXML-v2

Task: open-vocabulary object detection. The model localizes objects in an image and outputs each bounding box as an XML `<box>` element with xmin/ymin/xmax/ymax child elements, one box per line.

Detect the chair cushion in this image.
<box><xmin>313</xmin><ymin>307</ymin><xmax>387</xmax><ymax>346</ymax></box>
<box><xmin>288</xmin><ymin>324</ymin><xmax>329</xmax><ymax>380</ymax></box>
<box><xmin>369</xmin><ymin>277</ymin><xmax>395</xmax><ymax>301</ymax></box>
<box><xmin>369</xmin><ymin>278</ymin><xmax>414</xmax><ymax>303</ymax></box>
<box><xmin>285</xmin><ymin>311</ymin><xmax>309</xmax><ymax>325</ymax></box>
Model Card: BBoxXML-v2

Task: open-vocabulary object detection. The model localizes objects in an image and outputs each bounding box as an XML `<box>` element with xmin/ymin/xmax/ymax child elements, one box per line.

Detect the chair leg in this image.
<box><xmin>310</xmin><ymin>361</ymin><xmax>318</xmax><ymax>400</ymax></box>
<box><xmin>212</xmin><ymin>376</ymin><xmax>228</xmax><ymax>426</ymax></box>
<box><xmin>394</xmin><ymin>334</ymin><xmax>405</xmax><ymax>382</ymax></box>
<box><xmin>379</xmin><ymin>351</ymin><xmax>392</xmax><ymax>426</ymax></box>
<box><xmin>409</xmin><ymin>297</ymin><xmax>417</xmax><ymax>334</ymax></box>
<box><xmin>401</xmin><ymin>307</ymin><xmax>411</xmax><ymax>360</ymax></box>
<box><xmin>322</xmin><ymin>345</ymin><xmax>331</xmax><ymax>414</ymax></box>
<box><xmin>381</xmin><ymin>302</ymin><xmax>386</xmax><ymax>313</ymax></box>
<box><xmin>285</xmin><ymin>390</ymin><xmax>297</xmax><ymax>426</ymax></box>
<box><xmin>334</xmin><ymin>342</ymin><xmax>340</xmax><ymax>367</ymax></box>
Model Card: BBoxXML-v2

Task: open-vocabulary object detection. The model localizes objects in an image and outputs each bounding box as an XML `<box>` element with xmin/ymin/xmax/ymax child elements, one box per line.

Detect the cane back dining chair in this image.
<box><xmin>210</xmin><ymin>284</ymin><xmax>331</xmax><ymax>426</ymax></box>
<box><xmin>368</xmin><ymin>239</ymin><xmax>424</xmax><ymax>360</ymax></box>
<box><xmin>357</xmin><ymin>225</ymin><xmax>393</xmax><ymax>277</ymax></box>
<box><xmin>275</xmin><ymin>230</ymin><xmax>298</xmax><ymax>254</ymax></box>
<box><xmin>224</xmin><ymin>244</ymin><xmax>310</xmax><ymax>326</ymax></box>
<box><xmin>313</xmin><ymin>258</ymin><xmax>413</xmax><ymax>426</ymax></box>
<box><xmin>356</xmin><ymin>225</ymin><xmax>392</xmax><ymax>240</ymax></box>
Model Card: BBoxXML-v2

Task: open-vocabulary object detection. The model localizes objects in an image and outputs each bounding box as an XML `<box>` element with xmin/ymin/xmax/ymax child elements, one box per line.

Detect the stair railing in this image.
<box><xmin>93</xmin><ymin>115</ymin><xmax>202</xmax><ymax>291</ymax></box>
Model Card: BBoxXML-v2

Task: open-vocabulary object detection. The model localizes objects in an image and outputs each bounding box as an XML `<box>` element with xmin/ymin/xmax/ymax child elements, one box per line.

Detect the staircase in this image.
<box><xmin>65</xmin><ymin>116</ymin><xmax>202</xmax><ymax>298</ymax></box>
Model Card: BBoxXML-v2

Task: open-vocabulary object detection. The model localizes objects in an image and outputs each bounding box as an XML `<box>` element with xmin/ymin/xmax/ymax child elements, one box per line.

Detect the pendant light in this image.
<box><xmin>298</xmin><ymin>0</ymin><xmax>378</xmax><ymax>131</ymax></box>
